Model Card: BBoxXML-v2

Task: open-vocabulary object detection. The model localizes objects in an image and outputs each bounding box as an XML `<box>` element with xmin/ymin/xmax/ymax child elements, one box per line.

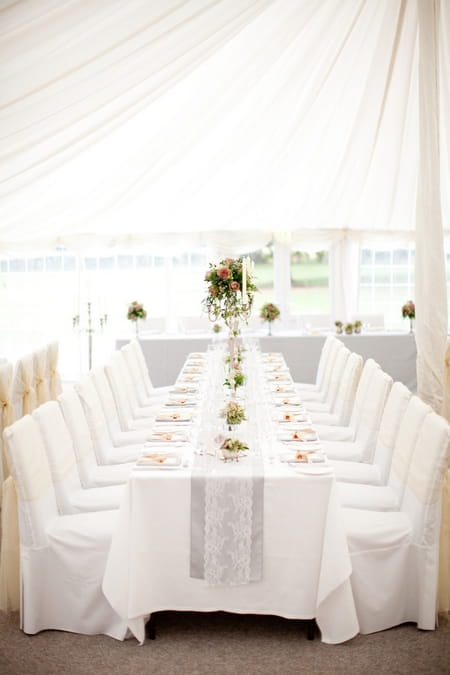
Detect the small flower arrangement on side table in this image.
<box><xmin>260</xmin><ymin>302</ymin><xmax>280</xmax><ymax>335</ymax></box>
<box><xmin>127</xmin><ymin>301</ymin><xmax>147</xmax><ymax>337</ymax></box>
<box><xmin>402</xmin><ymin>300</ymin><xmax>415</xmax><ymax>334</ymax></box>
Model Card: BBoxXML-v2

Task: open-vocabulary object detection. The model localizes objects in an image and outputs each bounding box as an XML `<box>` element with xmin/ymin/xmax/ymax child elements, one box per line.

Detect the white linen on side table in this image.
<box><xmin>102</xmin><ymin>458</ymin><xmax>359</xmax><ymax>645</ymax></box>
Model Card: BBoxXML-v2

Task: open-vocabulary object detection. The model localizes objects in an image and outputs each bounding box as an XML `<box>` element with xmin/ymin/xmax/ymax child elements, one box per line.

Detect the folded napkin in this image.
<box><xmin>276</xmin><ymin>412</ymin><xmax>311</xmax><ymax>423</ymax></box>
<box><xmin>274</xmin><ymin>398</ymin><xmax>304</xmax><ymax>407</ymax></box>
<box><xmin>279</xmin><ymin>450</ymin><xmax>324</xmax><ymax>463</ymax></box>
<box><xmin>136</xmin><ymin>450</ymin><xmax>182</xmax><ymax>468</ymax></box>
<box><xmin>182</xmin><ymin>367</ymin><xmax>202</xmax><ymax>374</ymax></box>
<box><xmin>178</xmin><ymin>375</ymin><xmax>201</xmax><ymax>382</ymax></box>
<box><xmin>171</xmin><ymin>385</ymin><xmax>198</xmax><ymax>394</ymax></box>
<box><xmin>155</xmin><ymin>411</ymin><xmax>193</xmax><ymax>422</ymax></box>
<box><xmin>164</xmin><ymin>398</ymin><xmax>197</xmax><ymax>407</ymax></box>
<box><xmin>267</xmin><ymin>373</ymin><xmax>292</xmax><ymax>381</ymax></box>
<box><xmin>269</xmin><ymin>385</ymin><xmax>296</xmax><ymax>394</ymax></box>
<box><xmin>146</xmin><ymin>430</ymin><xmax>188</xmax><ymax>442</ymax></box>
<box><xmin>277</xmin><ymin>428</ymin><xmax>318</xmax><ymax>442</ymax></box>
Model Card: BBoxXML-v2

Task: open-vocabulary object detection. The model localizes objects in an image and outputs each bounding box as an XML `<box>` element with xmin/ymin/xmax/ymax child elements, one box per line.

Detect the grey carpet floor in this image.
<box><xmin>0</xmin><ymin>610</ymin><xmax>449</xmax><ymax>675</ymax></box>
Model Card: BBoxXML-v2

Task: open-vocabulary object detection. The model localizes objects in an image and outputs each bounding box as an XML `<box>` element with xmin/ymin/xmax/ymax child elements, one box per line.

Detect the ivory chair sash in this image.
<box><xmin>0</xmin><ymin>361</ymin><xmax>15</xmax><ymax>490</ymax></box>
<box><xmin>321</xmin><ymin>369</ymin><xmax>392</xmax><ymax>462</ymax></box>
<box><xmin>33</xmin><ymin>347</ymin><xmax>51</xmax><ymax>406</ymax></box>
<box><xmin>336</xmin><ymin>395</ymin><xmax>432</xmax><ymax>510</ymax></box>
<box><xmin>330</xmin><ymin>381</ymin><xmax>412</xmax><ymax>485</ymax></box>
<box><xmin>342</xmin><ymin>411</ymin><xmax>450</xmax><ymax>633</ymax></box>
<box><xmin>3</xmin><ymin>415</ymin><xmax>127</xmax><ymax>638</ymax></box>
<box><xmin>47</xmin><ymin>341</ymin><xmax>62</xmax><ymax>399</ymax></box>
<box><xmin>11</xmin><ymin>354</ymin><xmax>37</xmax><ymax>419</ymax></box>
<box><xmin>33</xmin><ymin>402</ymin><xmax>124</xmax><ymax>513</ymax></box>
<box><xmin>58</xmin><ymin>389</ymin><xmax>134</xmax><ymax>487</ymax></box>
<box><xmin>0</xmin><ymin>476</ymin><xmax>20</xmax><ymax>611</ymax></box>
<box><xmin>314</xmin><ymin>358</ymin><xmax>380</xmax><ymax>442</ymax></box>
<box><xmin>310</xmin><ymin>352</ymin><xmax>363</xmax><ymax>426</ymax></box>
<box><xmin>74</xmin><ymin>377</ymin><xmax>145</xmax><ymax>464</ymax></box>
<box><xmin>89</xmin><ymin>367</ymin><xmax>152</xmax><ymax>445</ymax></box>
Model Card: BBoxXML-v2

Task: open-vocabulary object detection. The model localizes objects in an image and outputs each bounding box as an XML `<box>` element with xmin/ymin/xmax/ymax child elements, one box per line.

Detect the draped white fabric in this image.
<box><xmin>0</xmin><ymin>0</ymin><xmax>449</xmax><ymax>250</ymax></box>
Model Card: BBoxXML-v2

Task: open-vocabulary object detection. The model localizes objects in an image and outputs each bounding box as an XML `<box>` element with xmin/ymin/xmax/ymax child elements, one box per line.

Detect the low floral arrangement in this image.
<box><xmin>344</xmin><ymin>323</ymin><xmax>354</xmax><ymax>335</ymax></box>
<box><xmin>221</xmin><ymin>401</ymin><xmax>246</xmax><ymax>426</ymax></box>
<box><xmin>402</xmin><ymin>300</ymin><xmax>415</xmax><ymax>319</ymax></box>
<box><xmin>260</xmin><ymin>302</ymin><xmax>280</xmax><ymax>323</ymax></box>
<box><xmin>127</xmin><ymin>301</ymin><xmax>147</xmax><ymax>321</ymax></box>
<box><xmin>203</xmin><ymin>257</ymin><xmax>257</xmax><ymax>326</ymax></box>
<box><xmin>220</xmin><ymin>437</ymin><xmax>248</xmax><ymax>454</ymax></box>
<box><xmin>212</xmin><ymin>323</ymin><xmax>222</xmax><ymax>333</ymax></box>
<box><xmin>334</xmin><ymin>320</ymin><xmax>343</xmax><ymax>334</ymax></box>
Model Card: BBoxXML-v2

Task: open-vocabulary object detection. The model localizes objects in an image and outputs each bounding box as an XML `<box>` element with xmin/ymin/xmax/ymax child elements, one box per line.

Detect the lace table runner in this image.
<box><xmin>190</xmin><ymin>453</ymin><xmax>264</xmax><ymax>586</ymax></box>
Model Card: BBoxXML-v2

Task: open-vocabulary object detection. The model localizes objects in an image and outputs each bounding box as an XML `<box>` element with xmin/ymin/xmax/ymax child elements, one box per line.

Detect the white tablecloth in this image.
<box><xmin>116</xmin><ymin>332</ymin><xmax>417</xmax><ymax>391</ymax></box>
<box><xmin>102</xmin><ymin>456</ymin><xmax>359</xmax><ymax>644</ymax></box>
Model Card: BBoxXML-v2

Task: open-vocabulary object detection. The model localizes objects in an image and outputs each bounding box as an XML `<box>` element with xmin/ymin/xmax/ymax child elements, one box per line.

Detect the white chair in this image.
<box><xmin>128</xmin><ymin>339</ymin><xmax>171</xmax><ymax>398</ymax></box>
<box><xmin>0</xmin><ymin>362</ymin><xmax>15</xmax><ymax>492</ymax></box>
<box><xmin>296</xmin><ymin>337</ymin><xmax>345</xmax><ymax>403</ymax></box>
<box><xmin>47</xmin><ymin>341</ymin><xmax>63</xmax><ymax>399</ymax></box>
<box><xmin>105</xmin><ymin>354</ymin><xmax>156</xmax><ymax>432</ymax></box>
<box><xmin>58</xmin><ymin>389</ymin><xmax>134</xmax><ymax>487</ymax></box>
<box><xmin>33</xmin><ymin>347</ymin><xmax>51</xmax><ymax>406</ymax></box>
<box><xmin>3</xmin><ymin>415</ymin><xmax>127</xmax><ymax>638</ymax></box>
<box><xmin>33</xmin><ymin>402</ymin><xmax>124</xmax><ymax>513</ymax></box>
<box><xmin>121</xmin><ymin>341</ymin><xmax>170</xmax><ymax>404</ymax></box>
<box><xmin>330</xmin><ymin>381</ymin><xmax>412</xmax><ymax>485</ymax></box>
<box><xmin>309</xmin><ymin>352</ymin><xmax>363</xmax><ymax>426</ymax></box>
<box><xmin>320</xmin><ymin>368</ymin><xmax>392</xmax><ymax>462</ymax></box>
<box><xmin>305</xmin><ymin>346</ymin><xmax>350</xmax><ymax>414</ymax></box>
<box><xmin>295</xmin><ymin>334</ymin><xmax>339</xmax><ymax>393</ymax></box>
<box><xmin>109</xmin><ymin>350</ymin><xmax>156</xmax><ymax>419</ymax></box>
<box><xmin>74</xmin><ymin>377</ymin><xmax>145</xmax><ymax>464</ymax></box>
<box><xmin>336</xmin><ymin>394</ymin><xmax>431</xmax><ymax>509</ymax></box>
<box><xmin>314</xmin><ymin>358</ymin><xmax>380</xmax><ymax>442</ymax></box>
<box><xmin>343</xmin><ymin>411</ymin><xmax>450</xmax><ymax>633</ymax></box>
<box><xmin>89</xmin><ymin>366</ymin><xmax>153</xmax><ymax>446</ymax></box>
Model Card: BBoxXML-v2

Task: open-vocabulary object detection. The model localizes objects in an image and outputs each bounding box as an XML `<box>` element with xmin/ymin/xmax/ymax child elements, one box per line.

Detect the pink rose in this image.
<box><xmin>230</xmin><ymin>280</ymin><xmax>240</xmax><ymax>291</ymax></box>
<box><xmin>217</xmin><ymin>266</ymin><xmax>231</xmax><ymax>280</ymax></box>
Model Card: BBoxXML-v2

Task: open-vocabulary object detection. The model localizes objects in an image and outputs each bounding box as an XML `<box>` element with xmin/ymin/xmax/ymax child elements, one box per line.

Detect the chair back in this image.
<box><xmin>315</xmin><ymin>335</ymin><xmax>338</xmax><ymax>389</ymax></box>
<box><xmin>74</xmin><ymin>376</ymin><xmax>113</xmax><ymax>464</ymax></box>
<box><xmin>58</xmin><ymin>388</ymin><xmax>98</xmax><ymax>486</ymax></box>
<box><xmin>121</xmin><ymin>342</ymin><xmax>149</xmax><ymax>405</ymax></box>
<box><xmin>331</xmin><ymin>352</ymin><xmax>363</xmax><ymax>425</ymax></box>
<box><xmin>129</xmin><ymin>339</ymin><xmax>154</xmax><ymax>391</ymax></box>
<box><xmin>324</xmin><ymin>346</ymin><xmax>350</xmax><ymax>410</ymax></box>
<box><xmin>4</xmin><ymin>416</ymin><xmax>57</xmax><ymax>547</ymax></box>
<box><xmin>105</xmin><ymin>352</ymin><xmax>136</xmax><ymax>431</ymax></box>
<box><xmin>388</xmin><ymin>395</ymin><xmax>432</xmax><ymax>499</ymax></box>
<box><xmin>371</xmin><ymin>381</ymin><xmax>412</xmax><ymax>483</ymax></box>
<box><xmin>348</xmin><ymin>358</ymin><xmax>380</xmax><ymax>431</ymax></box>
<box><xmin>33</xmin><ymin>347</ymin><xmax>51</xmax><ymax>405</ymax></box>
<box><xmin>316</xmin><ymin>337</ymin><xmax>345</xmax><ymax>401</ymax></box>
<box><xmin>12</xmin><ymin>354</ymin><xmax>37</xmax><ymax>418</ymax></box>
<box><xmin>402</xmin><ymin>411</ymin><xmax>450</xmax><ymax>544</ymax></box>
<box><xmin>354</xmin><ymin>368</ymin><xmax>392</xmax><ymax>462</ymax></box>
<box><xmin>0</xmin><ymin>361</ymin><xmax>15</xmax><ymax>483</ymax></box>
<box><xmin>89</xmin><ymin>366</ymin><xmax>122</xmax><ymax>439</ymax></box>
<box><xmin>33</xmin><ymin>401</ymin><xmax>82</xmax><ymax>514</ymax></box>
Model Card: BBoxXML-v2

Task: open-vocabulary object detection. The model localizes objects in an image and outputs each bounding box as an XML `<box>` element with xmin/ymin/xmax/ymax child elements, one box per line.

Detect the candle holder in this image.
<box><xmin>72</xmin><ymin>303</ymin><xmax>107</xmax><ymax>370</ymax></box>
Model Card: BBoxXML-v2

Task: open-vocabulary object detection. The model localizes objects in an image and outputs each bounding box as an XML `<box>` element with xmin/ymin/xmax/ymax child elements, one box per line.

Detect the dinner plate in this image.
<box><xmin>293</xmin><ymin>465</ymin><xmax>333</xmax><ymax>476</ymax></box>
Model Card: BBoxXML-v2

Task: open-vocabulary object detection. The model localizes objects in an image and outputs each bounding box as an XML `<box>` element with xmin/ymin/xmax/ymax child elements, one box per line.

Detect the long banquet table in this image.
<box><xmin>102</xmin><ymin>348</ymin><xmax>360</xmax><ymax>644</ymax></box>
<box><xmin>116</xmin><ymin>331</ymin><xmax>417</xmax><ymax>391</ymax></box>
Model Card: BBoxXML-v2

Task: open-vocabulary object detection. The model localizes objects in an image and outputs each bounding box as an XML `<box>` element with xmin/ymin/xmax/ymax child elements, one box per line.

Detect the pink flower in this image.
<box><xmin>217</xmin><ymin>266</ymin><xmax>231</xmax><ymax>280</ymax></box>
<box><xmin>230</xmin><ymin>280</ymin><xmax>240</xmax><ymax>291</ymax></box>
<box><xmin>209</xmin><ymin>285</ymin><xmax>217</xmax><ymax>296</ymax></box>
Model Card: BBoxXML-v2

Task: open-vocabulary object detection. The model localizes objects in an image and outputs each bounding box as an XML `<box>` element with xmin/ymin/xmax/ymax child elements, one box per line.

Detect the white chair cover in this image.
<box><xmin>3</xmin><ymin>416</ymin><xmax>127</xmax><ymax>638</ymax></box>
<box><xmin>331</xmin><ymin>381</ymin><xmax>412</xmax><ymax>485</ymax></box>
<box><xmin>110</xmin><ymin>351</ymin><xmax>155</xmax><ymax>419</ymax></box>
<box><xmin>310</xmin><ymin>352</ymin><xmax>363</xmax><ymax>426</ymax></box>
<box><xmin>74</xmin><ymin>377</ymin><xmax>143</xmax><ymax>464</ymax></box>
<box><xmin>121</xmin><ymin>342</ymin><xmax>170</xmax><ymax>404</ymax></box>
<box><xmin>343</xmin><ymin>411</ymin><xmax>450</xmax><ymax>633</ymax></box>
<box><xmin>306</xmin><ymin>347</ymin><xmax>350</xmax><ymax>413</ymax></box>
<box><xmin>33</xmin><ymin>347</ymin><xmax>51</xmax><ymax>406</ymax></box>
<box><xmin>58</xmin><ymin>389</ymin><xmax>134</xmax><ymax>487</ymax></box>
<box><xmin>11</xmin><ymin>354</ymin><xmax>37</xmax><ymax>418</ymax></box>
<box><xmin>314</xmin><ymin>358</ymin><xmax>380</xmax><ymax>442</ymax></box>
<box><xmin>89</xmin><ymin>366</ymin><xmax>151</xmax><ymax>445</ymax></box>
<box><xmin>104</xmin><ymin>354</ymin><xmax>155</xmax><ymax>432</ymax></box>
<box><xmin>295</xmin><ymin>334</ymin><xmax>336</xmax><ymax>392</ymax></box>
<box><xmin>47</xmin><ymin>341</ymin><xmax>63</xmax><ymax>399</ymax></box>
<box><xmin>129</xmin><ymin>338</ymin><xmax>155</xmax><ymax>396</ymax></box>
<box><xmin>297</xmin><ymin>337</ymin><xmax>344</xmax><ymax>402</ymax></box>
<box><xmin>33</xmin><ymin>402</ymin><xmax>124</xmax><ymax>513</ymax></box>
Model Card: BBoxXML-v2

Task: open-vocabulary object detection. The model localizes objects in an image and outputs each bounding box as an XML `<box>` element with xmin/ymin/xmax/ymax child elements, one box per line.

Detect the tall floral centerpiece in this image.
<box><xmin>127</xmin><ymin>301</ymin><xmax>147</xmax><ymax>337</ymax></box>
<box><xmin>402</xmin><ymin>300</ymin><xmax>415</xmax><ymax>334</ymax></box>
<box><xmin>260</xmin><ymin>302</ymin><xmax>280</xmax><ymax>335</ymax></box>
<box><xmin>203</xmin><ymin>256</ymin><xmax>257</xmax><ymax>397</ymax></box>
